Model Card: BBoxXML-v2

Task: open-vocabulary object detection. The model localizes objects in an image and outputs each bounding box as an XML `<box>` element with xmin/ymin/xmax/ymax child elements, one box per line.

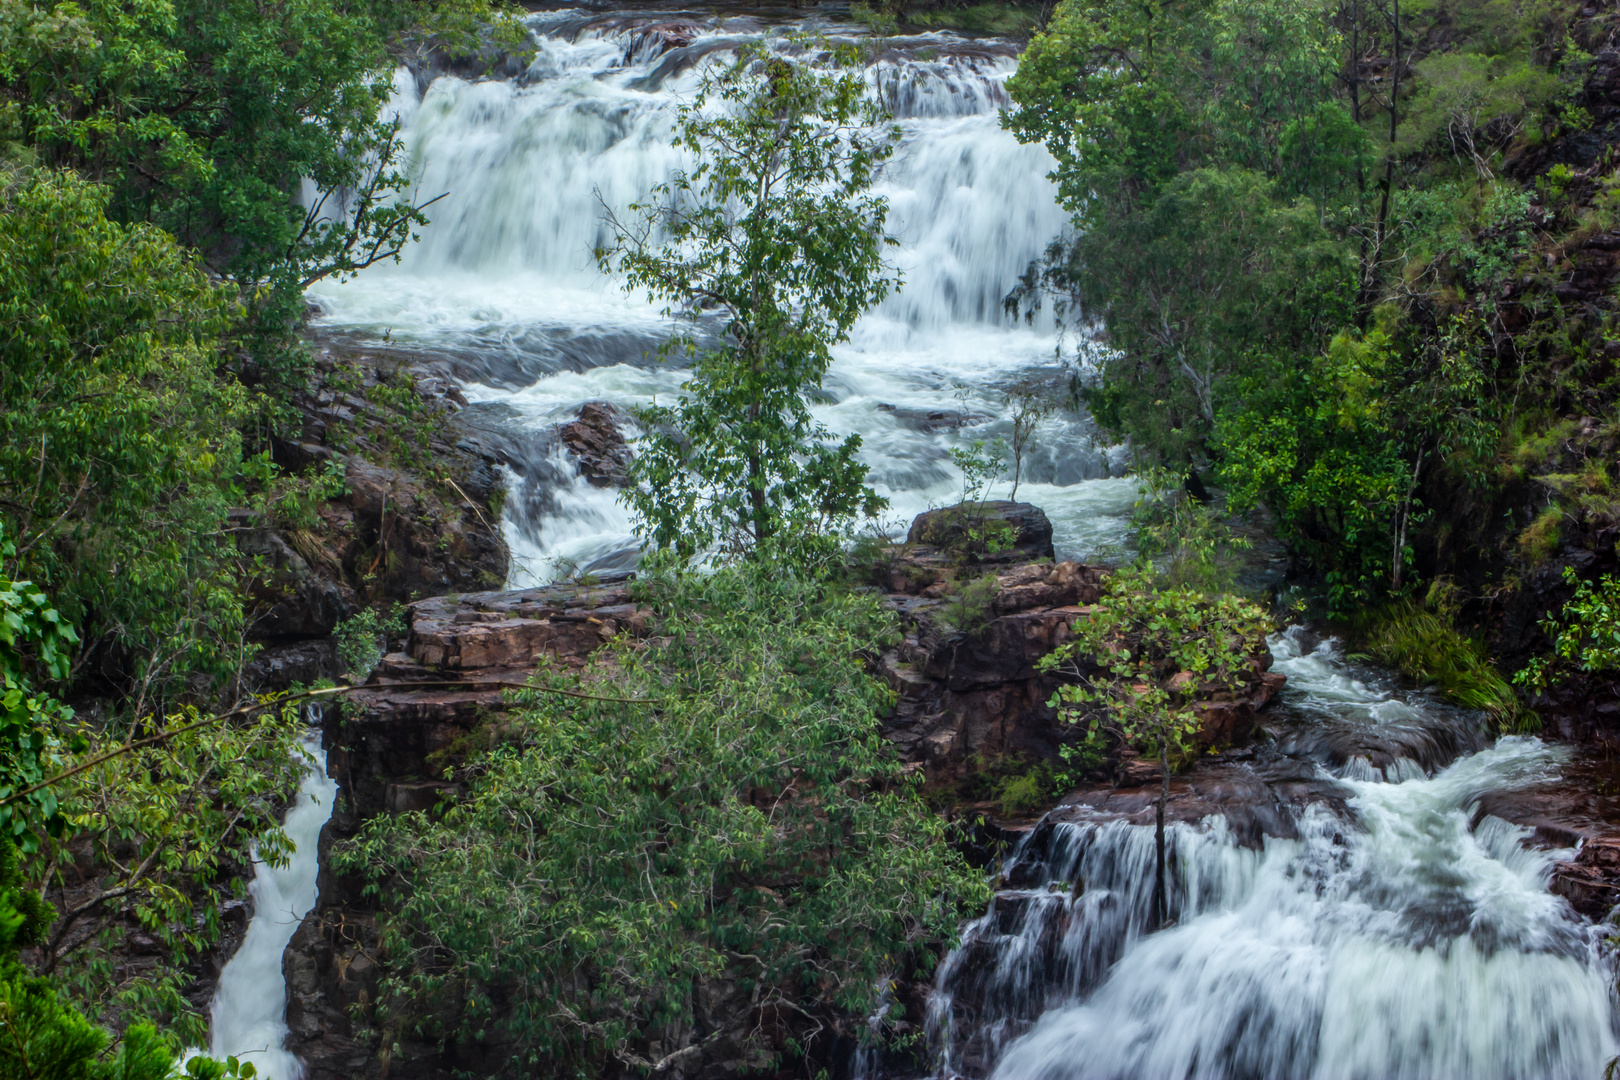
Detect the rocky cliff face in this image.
<box><xmin>279</xmin><ymin>503</ymin><xmax>1284</xmax><ymax>1079</ymax></box>
<box><xmin>240</xmin><ymin>342</ymin><xmax>512</xmax><ymax>691</ymax></box>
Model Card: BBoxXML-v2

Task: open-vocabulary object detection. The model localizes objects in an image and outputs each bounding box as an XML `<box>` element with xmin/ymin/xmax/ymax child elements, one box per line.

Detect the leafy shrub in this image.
<box><xmin>334</xmin><ymin>604</ymin><xmax>406</xmax><ymax>682</ymax></box>
<box><xmin>1039</xmin><ymin>570</ymin><xmax>1272</xmax><ymax>922</ymax></box>
<box><xmin>941</xmin><ymin>573</ymin><xmax>1001</xmax><ymax>632</ymax></box>
<box><xmin>1516</xmin><ymin>568</ymin><xmax>1620</xmax><ymax>696</ymax></box>
<box><xmin>992</xmin><ymin>761</ymin><xmax>1075</xmax><ymax>817</ymax></box>
<box><xmin>338</xmin><ymin>559</ymin><xmax>987</xmax><ymax>1077</ymax></box>
<box><xmin>0</xmin><ymin>528</ymin><xmax>299</xmax><ymax>1056</ymax></box>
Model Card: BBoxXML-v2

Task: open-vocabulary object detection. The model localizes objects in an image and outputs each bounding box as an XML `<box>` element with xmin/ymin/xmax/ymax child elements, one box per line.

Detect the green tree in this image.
<box><xmin>340</xmin><ymin>558</ymin><xmax>986</xmax><ymax>1076</ymax></box>
<box><xmin>0</xmin><ymin>163</ymin><xmax>250</xmax><ymax>701</ymax></box>
<box><xmin>1038</xmin><ymin>572</ymin><xmax>1271</xmax><ymax>925</ymax></box>
<box><xmin>0</xmin><ymin>0</ymin><xmax>526</xmax><ymax>385</ymax></box>
<box><xmin>1067</xmin><ymin>168</ymin><xmax>1358</xmax><ymax>462</ymax></box>
<box><xmin>599</xmin><ymin>45</ymin><xmax>897</xmax><ymax>560</ymax></box>
<box><xmin>1004</xmin><ymin>0</ymin><xmax>1344</xmax><ymax>218</ymax></box>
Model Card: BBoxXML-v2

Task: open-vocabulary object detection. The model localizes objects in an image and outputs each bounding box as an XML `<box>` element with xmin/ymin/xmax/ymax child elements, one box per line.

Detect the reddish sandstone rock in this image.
<box><xmin>556</xmin><ymin>401</ymin><xmax>633</xmax><ymax>488</ymax></box>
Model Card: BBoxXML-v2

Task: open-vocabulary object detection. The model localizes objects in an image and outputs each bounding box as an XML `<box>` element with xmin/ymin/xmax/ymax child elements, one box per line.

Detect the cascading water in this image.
<box><xmin>930</xmin><ymin>631</ymin><xmax>1619</xmax><ymax>1080</ymax></box>
<box><xmin>304</xmin><ymin>9</ymin><xmax>1620</xmax><ymax>1078</ymax></box>
<box><xmin>306</xmin><ymin>6</ymin><xmax>1136</xmax><ymax>585</ymax></box>
<box><xmin>199</xmin><ymin>734</ymin><xmax>338</xmax><ymax>1080</ymax></box>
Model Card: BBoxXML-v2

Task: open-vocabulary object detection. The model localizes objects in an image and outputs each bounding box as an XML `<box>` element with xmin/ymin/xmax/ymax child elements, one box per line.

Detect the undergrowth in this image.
<box><xmin>1356</xmin><ymin>597</ymin><xmax>1535</xmax><ymax>731</ymax></box>
<box><xmin>901</xmin><ymin>2</ymin><xmax>1046</xmax><ymax>35</ymax></box>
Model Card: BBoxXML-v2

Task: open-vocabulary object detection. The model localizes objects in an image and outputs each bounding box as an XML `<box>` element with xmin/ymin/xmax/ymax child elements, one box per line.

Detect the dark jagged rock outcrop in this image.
<box><xmin>240</xmin><ymin>344</ymin><xmax>511</xmax><ymax>690</ymax></box>
<box><xmin>905</xmin><ymin>499</ymin><xmax>1056</xmax><ymax>562</ymax></box>
<box><xmin>557</xmin><ymin>400</ymin><xmax>634</xmax><ymax>488</ymax></box>
<box><xmin>872</xmin><ymin>522</ymin><xmax>1281</xmax><ymax>785</ymax></box>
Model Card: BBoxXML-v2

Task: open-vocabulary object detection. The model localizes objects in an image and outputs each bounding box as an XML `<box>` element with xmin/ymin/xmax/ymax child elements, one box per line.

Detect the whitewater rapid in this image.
<box><xmin>306</xmin><ymin>8</ymin><xmax>1134</xmax><ymax>584</ymax></box>
<box><xmin>201</xmin><ymin>734</ymin><xmax>337</xmax><ymax>1080</ymax></box>
<box><xmin>932</xmin><ymin>631</ymin><xmax>1618</xmax><ymax>1080</ymax></box>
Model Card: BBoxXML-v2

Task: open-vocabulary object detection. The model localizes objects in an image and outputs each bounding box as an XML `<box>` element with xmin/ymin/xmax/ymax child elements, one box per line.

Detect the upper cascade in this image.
<box><xmin>365</xmin><ymin>11</ymin><xmax>1064</xmax><ymax>333</ymax></box>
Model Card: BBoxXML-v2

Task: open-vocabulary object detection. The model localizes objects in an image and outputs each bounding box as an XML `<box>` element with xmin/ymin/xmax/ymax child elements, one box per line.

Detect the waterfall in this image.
<box><xmin>306</xmin><ymin>9</ymin><xmax>1135</xmax><ymax>585</ymax></box>
<box><xmin>930</xmin><ymin>632</ymin><xmax>1618</xmax><ymax>1080</ymax></box>
<box><xmin>201</xmin><ymin>733</ymin><xmax>338</xmax><ymax>1080</ymax></box>
<box><xmin>303</xmin><ymin>10</ymin><xmax>1619</xmax><ymax>1078</ymax></box>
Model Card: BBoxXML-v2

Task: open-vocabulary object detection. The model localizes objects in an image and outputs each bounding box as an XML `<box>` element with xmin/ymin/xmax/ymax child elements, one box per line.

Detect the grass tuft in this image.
<box><xmin>1358</xmin><ymin>598</ymin><xmax>1536</xmax><ymax>732</ymax></box>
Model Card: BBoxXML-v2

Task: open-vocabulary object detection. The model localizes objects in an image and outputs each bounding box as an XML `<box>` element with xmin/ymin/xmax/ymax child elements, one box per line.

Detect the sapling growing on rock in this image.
<box><xmin>1002</xmin><ymin>381</ymin><xmax>1055</xmax><ymax>501</ymax></box>
<box><xmin>598</xmin><ymin>42</ymin><xmax>899</xmax><ymax>561</ymax></box>
<box><xmin>1037</xmin><ymin>572</ymin><xmax>1270</xmax><ymax>926</ymax></box>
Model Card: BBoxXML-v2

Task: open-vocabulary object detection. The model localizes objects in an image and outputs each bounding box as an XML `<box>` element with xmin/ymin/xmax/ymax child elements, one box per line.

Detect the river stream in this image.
<box><xmin>303</xmin><ymin>7</ymin><xmax>1618</xmax><ymax>1078</ymax></box>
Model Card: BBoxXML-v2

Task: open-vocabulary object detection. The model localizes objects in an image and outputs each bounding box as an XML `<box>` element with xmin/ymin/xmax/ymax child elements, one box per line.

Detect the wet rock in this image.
<box><xmin>334</xmin><ymin>574</ymin><xmax>649</xmax><ymax>818</ymax></box>
<box><xmin>872</xmin><ymin>516</ymin><xmax>1278</xmax><ymax>785</ymax></box>
<box><xmin>1038</xmin><ymin>752</ymin><xmax>1351</xmax><ymax>850</ymax></box>
<box><xmin>1475</xmin><ymin>753</ymin><xmax>1620</xmax><ymax>919</ymax></box>
<box><xmin>556</xmin><ymin>400</ymin><xmax>634</xmax><ymax>488</ymax></box>
<box><xmin>907</xmin><ymin>500</ymin><xmax>1056</xmax><ymax>562</ymax></box>
<box><xmin>238</xmin><ymin>525</ymin><xmax>351</xmax><ymax>639</ymax></box>
<box><xmin>876</xmin><ymin>403</ymin><xmax>989</xmax><ymax>433</ymax></box>
<box><xmin>243</xmin><ymin>639</ymin><xmax>341</xmax><ymax>691</ymax></box>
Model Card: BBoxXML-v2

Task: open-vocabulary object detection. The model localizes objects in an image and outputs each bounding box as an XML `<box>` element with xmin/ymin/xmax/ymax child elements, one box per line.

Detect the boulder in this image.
<box><xmin>906</xmin><ymin>500</ymin><xmax>1056</xmax><ymax>562</ymax></box>
<box><xmin>557</xmin><ymin>401</ymin><xmax>633</xmax><ymax>488</ymax></box>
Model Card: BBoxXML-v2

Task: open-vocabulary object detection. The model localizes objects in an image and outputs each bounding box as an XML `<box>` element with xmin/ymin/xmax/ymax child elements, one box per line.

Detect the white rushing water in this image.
<box><xmin>307</xmin><ymin>8</ymin><xmax>1134</xmax><ymax>585</ymax></box>
<box><xmin>933</xmin><ymin>634</ymin><xmax>1618</xmax><ymax>1080</ymax></box>
<box><xmin>303</xmin><ymin>10</ymin><xmax>1620</xmax><ymax>1078</ymax></box>
<box><xmin>202</xmin><ymin>734</ymin><xmax>338</xmax><ymax>1080</ymax></box>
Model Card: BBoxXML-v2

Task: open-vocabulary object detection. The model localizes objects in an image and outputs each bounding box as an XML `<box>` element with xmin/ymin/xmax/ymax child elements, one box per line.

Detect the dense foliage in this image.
<box><xmin>0</xmin><ymin>164</ymin><xmax>253</xmax><ymax>699</ymax></box>
<box><xmin>339</xmin><ymin>560</ymin><xmax>987</xmax><ymax>1076</ymax></box>
<box><xmin>0</xmin><ymin>0</ymin><xmax>525</xmax><ymax>385</ymax></box>
<box><xmin>600</xmin><ymin>46</ymin><xmax>896</xmax><ymax>561</ymax></box>
<box><xmin>0</xmin><ymin>537</ymin><xmax>292</xmax><ymax>1070</ymax></box>
<box><xmin>1007</xmin><ymin>0</ymin><xmax>1603</xmax><ymax>614</ymax></box>
<box><xmin>0</xmin><ymin>0</ymin><xmax>516</xmax><ymax>1053</ymax></box>
<box><xmin>1517</xmin><ymin>568</ymin><xmax>1620</xmax><ymax>693</ymax></box>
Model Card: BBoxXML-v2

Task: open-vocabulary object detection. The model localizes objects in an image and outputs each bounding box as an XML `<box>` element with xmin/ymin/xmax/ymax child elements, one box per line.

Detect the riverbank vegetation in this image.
<box><xmin>340</xmin><ymin>560</ymin><xmax>987</xmax><ymax>1077</ymax></box>
<box><xmin>0</xmin><ymin>0</ymin><xmax>526</xmax><ymax>1061</ymax></box>
<box><xmin>1007</xmin><ymin>0</ymin><xmax>1620</xmax><ymax>714</ymax></box>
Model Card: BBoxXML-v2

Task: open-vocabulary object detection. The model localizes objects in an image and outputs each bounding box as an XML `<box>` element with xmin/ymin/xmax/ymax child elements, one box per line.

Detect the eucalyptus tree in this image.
<box><xmin>599</xmin><ymin>43</ymin><xmax>899</xmax><ymax>561</ymax></box>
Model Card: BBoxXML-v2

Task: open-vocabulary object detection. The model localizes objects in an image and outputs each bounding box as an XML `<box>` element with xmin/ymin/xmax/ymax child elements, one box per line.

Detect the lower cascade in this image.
<box><xmin>929</xmin><ymin>630</ymin><xmax>1618</xmax><ymax>1080</ymax></box>
<box><xmin>203</xmin><ymin>734</ymin><xmax>337</xmax><ymax>1079</ymax></box>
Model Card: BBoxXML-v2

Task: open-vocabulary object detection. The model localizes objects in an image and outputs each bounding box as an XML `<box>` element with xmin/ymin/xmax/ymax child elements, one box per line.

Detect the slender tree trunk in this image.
<box><xmin>1154</xmin><ymin>739</ymin><xmax>1169</xmax><ymax>928</ymax></box>
<box><xmin>1367</xmin><ymin>0</ymin><xmax>1400</xmax><ymax>313</ymax></box>
<box><xmin>747</xmin><ymin>450</ymin><xmax>769</xmax><ymax>542</ymax></box>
